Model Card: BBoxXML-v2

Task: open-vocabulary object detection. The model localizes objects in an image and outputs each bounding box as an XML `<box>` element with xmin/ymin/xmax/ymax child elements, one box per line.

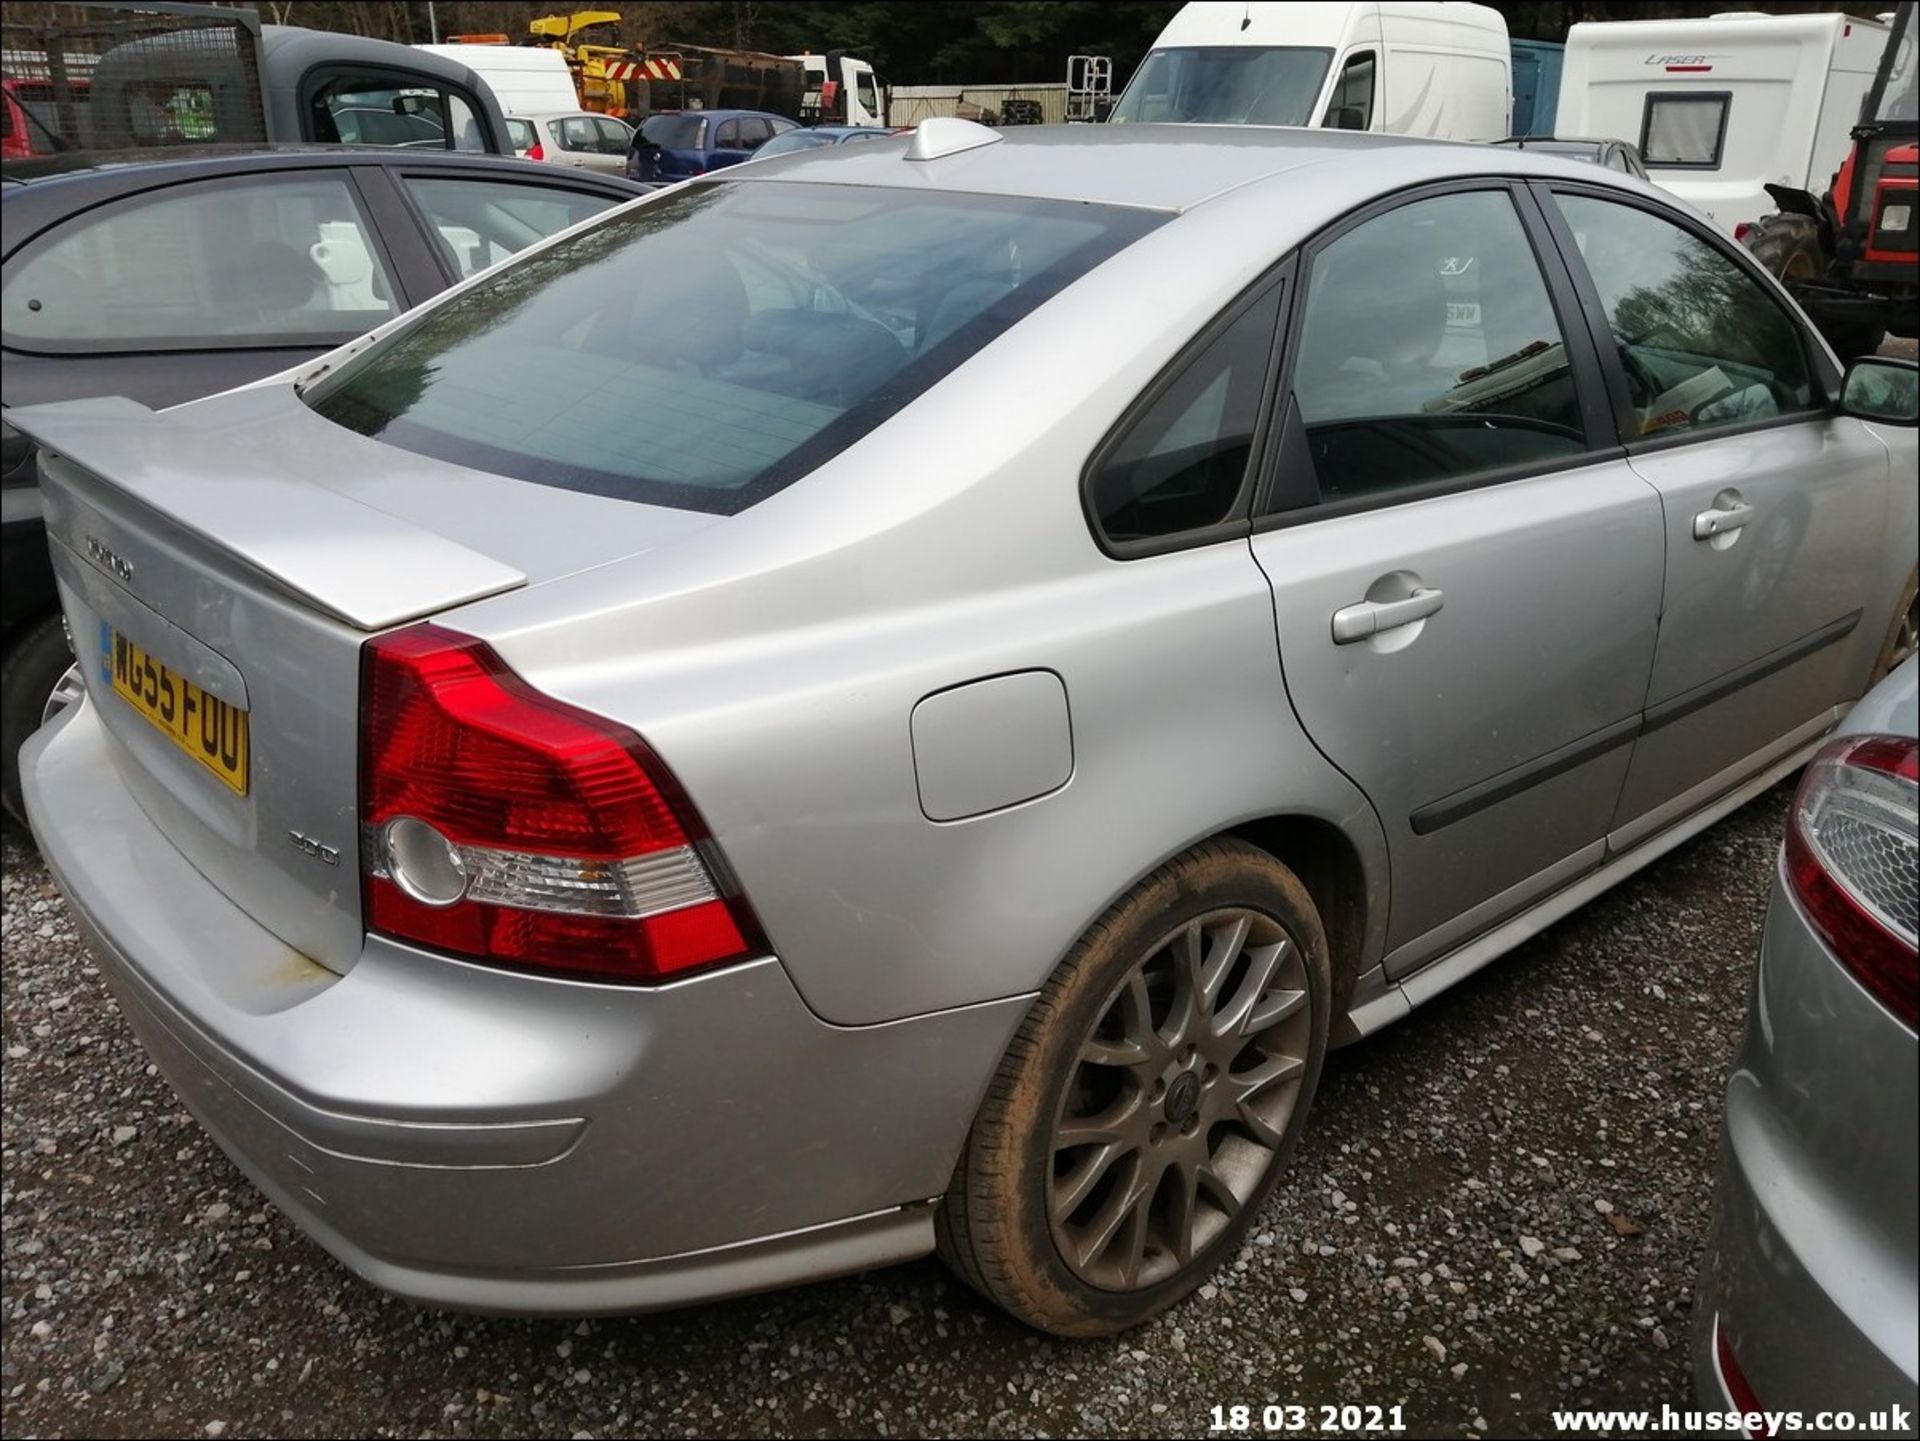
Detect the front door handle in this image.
<box><xmin>1693</xmin><ymin>501</ymin><xmax>1754</xmax><ymax>541</ymax></box>
<box><xmin>1331</xmin><ymin>587</ymin><xmax>1445</xmax><ymax>645</ymax></box>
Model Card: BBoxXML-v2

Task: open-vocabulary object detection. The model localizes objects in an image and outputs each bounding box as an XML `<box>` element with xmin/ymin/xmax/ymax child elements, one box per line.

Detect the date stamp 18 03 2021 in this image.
<box><xmin>1208</xmin><ymin>1403</ymin><xmax>1408</xmax><ymax>1433</ymax></box>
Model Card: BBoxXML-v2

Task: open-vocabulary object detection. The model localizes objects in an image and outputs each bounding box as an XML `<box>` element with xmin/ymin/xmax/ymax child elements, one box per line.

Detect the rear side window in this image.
<box><xmin>505</xmin><ymin>117</ymin><xmax>535</xmax><ymax>150</ymax></box>
<box><xmin>642</xmin><ymin>114</ymin><xmax>705</xmax><ymax>148</ymax></box>
<box><xmin>2</xmin><ymin>172</ymin><xmax>398</xmax><ymax>350</ymax></box>
<box><xmin>1640</xmin><ymin>93</ymin><xmax>1729</xmax><ymax>169</ymax></box>
<box><xmin>401</xmin><ymin>176</ymin><xmax>621</xmax><ymax>279</ymax></box>
<box><xmin>1088</xmin><ymin>286</ymin><xmax>1282</xmax><ymax>546</ymax></box>
<box><xmin>558</xmin><ymin>115</ymin><xmax>599</xmax><ymax>151</ymax></box>
<box><xmin>1556</xmin><ymin>194</ymin><xmax>1814</xmax><ymax>438</ymax></box>
<box><xmin>307</xmin><ymin>181</ymin><xmax>1160</xmax><ymax>514</ymax></box>
<box><xmin>1288</xmin><ymin>190</ymin><xmax>1586</xmax><ymax>503</ymax></box>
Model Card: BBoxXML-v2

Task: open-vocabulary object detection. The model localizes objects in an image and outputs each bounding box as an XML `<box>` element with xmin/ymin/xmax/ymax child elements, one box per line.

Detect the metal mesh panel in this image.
<box><xmin>2</xmin><ymin>1</ymin><xmax>265</xmax><ymax>158</ymax></box>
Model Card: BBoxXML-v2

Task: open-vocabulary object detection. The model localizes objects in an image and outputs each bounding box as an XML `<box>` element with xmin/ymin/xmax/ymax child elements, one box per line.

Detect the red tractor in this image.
<box><xmin>1745</xmin><ymin>0</ymin><xmax>1918</xmax><ymax>359</ymax></box>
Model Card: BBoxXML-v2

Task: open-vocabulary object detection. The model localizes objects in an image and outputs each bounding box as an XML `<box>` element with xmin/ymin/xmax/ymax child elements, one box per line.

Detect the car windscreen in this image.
<box><xmin>1873</xmin><ymin>2</ymin><xmax>1916</xmax><ymax>123</ymax></box>
<box><xmin>641</xmin><ymin>114</ymin><xmax>706</xmax><ymax>148</ymax></box>
<box><xmin>305</xmin><ymin>181</ymin><xmax>1162</xmax><ymax>514</ymax></box>
<box><xmin>1109</xmin><ymin>46</ymin><xmax>1333</xmax><ymax>126</ymax></box>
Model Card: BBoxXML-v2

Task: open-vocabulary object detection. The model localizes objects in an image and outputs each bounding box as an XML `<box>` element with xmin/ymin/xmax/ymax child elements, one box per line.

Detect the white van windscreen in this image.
<box><xmin>1109</xmin><ymin>47</ymin><xmax>1333</xmax><ymax>126</ymax></box>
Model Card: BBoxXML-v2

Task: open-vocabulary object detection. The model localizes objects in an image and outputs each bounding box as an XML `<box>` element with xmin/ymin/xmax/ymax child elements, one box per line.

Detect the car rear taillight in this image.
<box><xmin>1733</xmin><ymin>220</ymin><xmax>1754</xmax><ymax>242</ymax></box>
<box><xmin>527</xmin><ymin>142</ymin><xmax>545</xmax><ymax>162</ymax></box>
<box><xmin>1784</xmin><ymin>734</ymin><xmax>1919</xmax><ymax>1028</ymax></box>
<box><xmin>359</xmin><ymin>624</ymin><xmax>761</xmax><ymax>983</ymax></box>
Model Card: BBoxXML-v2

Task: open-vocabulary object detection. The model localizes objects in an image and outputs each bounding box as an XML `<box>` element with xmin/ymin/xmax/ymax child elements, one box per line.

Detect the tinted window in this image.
<box><xmin>402</xmin><ymin>177</ymin><xmax>621</xmax><ymax>280</ymax></box>
<box><xmin>2</xmin><ymin>172</ymin><xmax>398</xmax><ymax>349</ymax></box>
<box><xmin>1090</xmin><ymin>286</ymin><xmax>1282</xmax><ymax>544</ymax></box>
<box><xmin>642</xmin><ymin>114</ymin><xmax>705</xmax><ymax>148</ymax></box>
<box><xmin>312</xmin><ymin>77</ymin><xmax>449</xmax><ymax>148</ymax></box>
<box><xmin>714</xmin><ymin>119</ymin><xmax>741</xmax><ymax>148</ymax></box>
<box><xmin>1109</xmin><ymin>47</ymin><xmax>1333</xmax><ymax>126</ymax></box>
<box><xmin>1291</xmin><ymin>191</ymin><xmax>1586</xmax><ymax>503</ymax></box>
<box><xmin>1641</xmin><ymin>93</ymin><xmax>1727</xmax><ymax>168</ymax></box>
<box><xmin>1322</xmin><ymin>51</ymin><xmax>1374</xmax><ymax>130</ymax></box>
<box><xmin>308</xmin><ymin>181</ymin><xmax>1159</xmax><ymax>514</ymax></box>
<box><xmin>1556</xmin><ymin>194</ymin><xmax>1814</xmax><ymax>438</ymax></box>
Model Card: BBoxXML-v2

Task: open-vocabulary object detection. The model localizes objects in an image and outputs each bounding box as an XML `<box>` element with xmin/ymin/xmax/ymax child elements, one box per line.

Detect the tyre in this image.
<box><xmin>937</xmin><ymin>838</ymin><xmax>1332</xmax><ymax>1336</ymax></box>
<box><xmin>1872</xmin><ymin>570</ymin><xmax>1920</xmax><ymax>683</ymax></box>
<box><xmin>1</xmin><ymin>615</ymin><xmax>81</xmax><ymax>825</ymax></box>
<box><xmin>1744</xmin><ymin>212</ymin><xmax>1886</xmax><ymax>358</ymax></box>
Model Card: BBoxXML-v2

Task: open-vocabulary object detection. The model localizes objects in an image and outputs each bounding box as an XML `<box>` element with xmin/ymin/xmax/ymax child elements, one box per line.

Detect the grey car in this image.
<box><xmin>1694</xmin><ymin>658</ymin><xmax>1918</xmax><ymax>1437</ymax></box>
<box><xmin>13</xmin><ymin>120</ymin><xmax>1920</xmax><ymax>1336</ymax></box>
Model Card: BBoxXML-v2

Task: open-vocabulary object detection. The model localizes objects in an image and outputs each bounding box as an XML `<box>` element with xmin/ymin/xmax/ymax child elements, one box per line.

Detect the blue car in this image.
<box><xmin>626</xmin><ymin>109</ymin><xmax>797</xmax><ymax>181</ymax></box>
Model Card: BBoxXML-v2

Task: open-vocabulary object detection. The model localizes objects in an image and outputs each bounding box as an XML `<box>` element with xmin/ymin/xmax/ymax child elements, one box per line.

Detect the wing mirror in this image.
<box><xmin>1839</xmin><ymin>356</ymin><xmax>1920</xmax><ymax>426</ymax></box>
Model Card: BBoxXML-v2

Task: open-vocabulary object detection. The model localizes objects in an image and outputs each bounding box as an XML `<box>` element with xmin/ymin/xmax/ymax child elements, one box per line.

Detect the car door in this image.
<box><xmin>1246</xmin><ymin>183</ymin><xmax>1666</xmax><ymax>972</ymax></box>
<box><xmin>1537</xmin><ymin>185</ymin><xmax>1892</xmax><ymax>842</ymax></box>
<box><xmin>551</xmin><ymin>114</ymin><xmax>600</xmax><ymax>169</ymax></box>
<box><xmin>710</xmin><ymin>118</ymin><xmax>748</xmax><ymax>170</ymax></box>
<box><xmin>0</xmin><ymin>165</ymin><xmax>411</xmax><ymax>412</ymax></box>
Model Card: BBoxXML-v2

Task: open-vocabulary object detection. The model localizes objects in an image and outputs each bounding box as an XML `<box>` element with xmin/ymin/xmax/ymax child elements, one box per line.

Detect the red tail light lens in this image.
<box><xmin>526</xmin><ymin>142</ymin><xmax>545</xmax><ymax>161</ymax></box>
<box><xmin>1784</xmin><ymin>734</ymin><xmax>1919</xmax><ymax>1028</ymax></box>
<box><xmin>359</xmin><ymin>624</ymin><xmax>761</xmax><ymax>983</ymax></box>
<box><xmin>1734</xmin><ymin>221</ymin><xmax>1754</xmax><ymax>242</ymax></box>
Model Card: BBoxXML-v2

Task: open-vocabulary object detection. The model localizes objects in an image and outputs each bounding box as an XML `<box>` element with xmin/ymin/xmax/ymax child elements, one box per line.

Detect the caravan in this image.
<box><xmin>1554</xmin><ymin>11</ymin><xmax>1891</xmax><ymax>234</ymax></box>
<box><xmin>1109</xmin><ymin>0</ymin><xmax>1511</xmax><ymax>141</ymax></box>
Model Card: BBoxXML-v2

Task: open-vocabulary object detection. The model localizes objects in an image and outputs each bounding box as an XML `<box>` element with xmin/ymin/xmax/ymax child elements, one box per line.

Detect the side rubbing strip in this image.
<box><xmin>1410</xmin><ymin>611</ymin><xmax>1862</xmax><ymax>835</ymax></box>
<box><xmin>1410</xmin><ymin>716</ymin><xmax>1641</xmax><ymax>836</ymax></box>
<box><xmin>1641</xmin><ymin>610</ymin><xmax>1861</xmax><ymax>735</ymax></box>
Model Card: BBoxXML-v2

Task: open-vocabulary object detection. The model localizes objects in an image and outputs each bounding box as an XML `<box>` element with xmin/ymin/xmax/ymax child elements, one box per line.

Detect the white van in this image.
<box><xmin>1553</xmin><ymin>11</ymin><xmax>1890</xmax><ymax>235</ymax></box>
<box><xmin>413</xmin><ymin>44</ymin><xmax>580</xmax><ymax>118</ymax></box>
<box><xmin>1108</xmin><ymin>0</ymin><xmax>1511</xmax><ymax>141</ymax></box>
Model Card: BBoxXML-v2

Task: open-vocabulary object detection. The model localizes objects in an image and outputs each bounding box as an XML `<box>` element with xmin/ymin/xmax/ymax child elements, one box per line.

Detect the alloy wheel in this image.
<box><xmin>41</xmin><ymin>663</ymin><xmax>85</xmax><ymax>728</ymax></box>
<box><xmin>1048</xmin><ymin>908</ymin><xmax>1313</xmax><ymax>1291</ymax></box>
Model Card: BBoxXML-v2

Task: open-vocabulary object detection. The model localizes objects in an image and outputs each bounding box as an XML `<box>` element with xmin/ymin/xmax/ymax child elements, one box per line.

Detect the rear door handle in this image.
<box><xmin>1693</xmin><ymin>502</ymin><xmax>1754</xmax><ymax>540</ymax></box>
<box><xmin>1331</xmin><ymin>587</ymin><xmax>1445</xmax><ymax>645</ymax></box>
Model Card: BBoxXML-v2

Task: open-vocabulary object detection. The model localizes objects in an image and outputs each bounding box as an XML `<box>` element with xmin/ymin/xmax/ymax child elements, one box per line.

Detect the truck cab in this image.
<box><xmin>793</xmin><ymin>52</ymin><xmax>884</xmax><ymax>128</ymax></box>
<box><xmin>1107</xmin><ymin>0</ymin><xmax>1511</xmax><ymax>141</ymax></box>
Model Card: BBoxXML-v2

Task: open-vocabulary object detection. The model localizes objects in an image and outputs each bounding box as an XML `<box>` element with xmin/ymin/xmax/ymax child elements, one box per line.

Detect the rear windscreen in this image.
<box><xmin>307</xmin><ymin>181</ymin><xmax>1161</xmax><ymax>513</ymax></box>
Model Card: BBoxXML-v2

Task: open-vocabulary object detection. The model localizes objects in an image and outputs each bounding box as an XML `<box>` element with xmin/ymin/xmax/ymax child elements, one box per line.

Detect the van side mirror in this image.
<box><xmin>1839</xmin><ymin>356</ymin><xmax>1920</xmax><ymax>426</ymax></box>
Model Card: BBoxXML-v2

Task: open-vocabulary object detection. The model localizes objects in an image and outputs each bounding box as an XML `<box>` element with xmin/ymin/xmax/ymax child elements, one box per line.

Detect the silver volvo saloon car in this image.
<box><xmin>14</xmin><ymin>120</ymin><xmax>1920</xmax><ymax>1336</ymax></box>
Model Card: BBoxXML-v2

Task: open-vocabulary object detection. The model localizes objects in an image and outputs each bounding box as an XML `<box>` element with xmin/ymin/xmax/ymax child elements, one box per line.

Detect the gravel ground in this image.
<box><xmin>0</xmin><ymin>780</ymin><xmax>1790</xmax><ymax>1441</ymax></box>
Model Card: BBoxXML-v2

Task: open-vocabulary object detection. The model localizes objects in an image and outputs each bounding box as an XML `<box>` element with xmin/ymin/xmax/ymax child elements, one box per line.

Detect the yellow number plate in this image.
<box><xmin>103</xmin><ymin>626</ymin><xmax>249</xmax><ymax>795</ymax></box>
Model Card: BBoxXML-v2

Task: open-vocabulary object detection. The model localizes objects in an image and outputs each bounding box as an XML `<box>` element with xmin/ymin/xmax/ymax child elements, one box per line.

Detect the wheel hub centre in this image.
<box><xmin>1164</xmin><ymin>1070</ymin><xmax>1202</xmax><ymax>1126</ymax></box>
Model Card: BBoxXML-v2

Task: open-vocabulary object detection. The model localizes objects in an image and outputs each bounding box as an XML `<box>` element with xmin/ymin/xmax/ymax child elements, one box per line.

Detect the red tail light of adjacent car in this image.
<box><xmin>359</xmin><ymin>624</ymin><xmax>761</xmax><ymax>982</ymax></box>
<box><xmin>1785</xmin><ymin>734</ymin><xmax>1920</xmax><ymax>1028</ymax></box>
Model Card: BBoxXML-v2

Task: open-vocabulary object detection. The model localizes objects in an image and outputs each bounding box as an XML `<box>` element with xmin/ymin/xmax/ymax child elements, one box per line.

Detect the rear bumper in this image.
<box><xmin>23</xmin><ymin>697</ymin><xmax>1029</xmax><ymax>1314</ymax></box>
<box><xmin>1691</xmin><ymin>870</ymin><xmax>1919</xmax><ymax>1432</ymax></box>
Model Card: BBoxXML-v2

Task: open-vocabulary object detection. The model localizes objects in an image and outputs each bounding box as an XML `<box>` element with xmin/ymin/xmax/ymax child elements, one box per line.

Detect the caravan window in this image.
<box><xmin>1640</xmin><ymin>93</ymin><xmax>1730</xmax><ymax>169</ymax></box>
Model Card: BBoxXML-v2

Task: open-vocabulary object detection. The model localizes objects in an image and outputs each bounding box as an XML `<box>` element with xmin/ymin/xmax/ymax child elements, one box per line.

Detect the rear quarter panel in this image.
<box><xmin>439</xmin><ymin>170</ymin><xmax>1421</xmax><ymax>1026</ymax></box>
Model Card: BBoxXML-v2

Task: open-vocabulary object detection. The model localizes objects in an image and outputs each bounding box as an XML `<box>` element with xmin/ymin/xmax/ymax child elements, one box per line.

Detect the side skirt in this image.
<box><xmin>1339</xmin><ymin>707</ymin><xmax>1843</xmax><ymax>1040</ymax></box>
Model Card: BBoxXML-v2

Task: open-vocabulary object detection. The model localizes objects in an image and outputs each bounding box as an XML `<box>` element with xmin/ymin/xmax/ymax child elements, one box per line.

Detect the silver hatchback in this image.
<box><xmin>15</xmin><ymin>122</ymin><xmax>1920</xmax><ymax>1335</ymax></box>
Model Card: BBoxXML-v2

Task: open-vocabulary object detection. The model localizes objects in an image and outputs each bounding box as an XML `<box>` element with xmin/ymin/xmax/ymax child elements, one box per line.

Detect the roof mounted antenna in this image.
<box><xmin>1241</xmin><ymin>3</ymin><xmax>1253</xmax><ymax>30</ymax></box>
<box><xmin>904</xmin><ymin>116</ymin><xmax>1005</xmax><ymax>162</ymax></box>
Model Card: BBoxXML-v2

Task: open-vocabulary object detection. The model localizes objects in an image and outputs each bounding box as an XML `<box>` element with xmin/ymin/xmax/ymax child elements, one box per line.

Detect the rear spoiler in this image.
<box><xmin>9</xmin><ymin>396</ymin><xmax>526</xmax><ymax>631</ymax></box>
